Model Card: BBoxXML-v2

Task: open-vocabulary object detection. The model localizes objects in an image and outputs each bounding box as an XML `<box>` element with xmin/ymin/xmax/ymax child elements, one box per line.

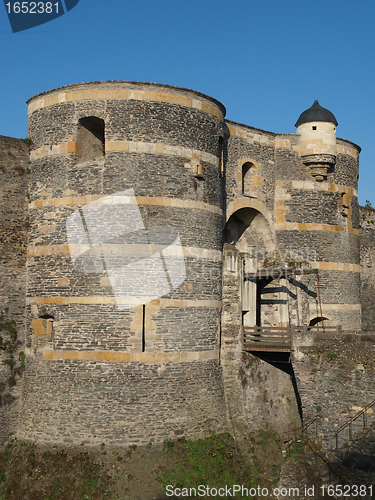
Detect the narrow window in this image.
<box><xmin>142</xmin><ymin>304</ymin><xmax>146</xmax><ymax>352</ymax></box>
<box><xmin>46</xmin><ymin>320</ymin><xmax>54</xmax><ymax>342</ymax></box>
<box><xmin>312</xmin><ymin>126</ymin><xmax>317</xmax><ymax>130</ymax></box>
<box><xmin>219</xmin><ymin>136</ymin><xmax>224</xmax><ymax>176</ymax></box>
<box><xmin>242</xmin><ymin>162</ymin><xmax>255</xmax><ymax>197</ymax></box>
<box><xmin>77</xmin><ymin>116</ymin><xmax>105</xmax><ymax>164</ymax></box>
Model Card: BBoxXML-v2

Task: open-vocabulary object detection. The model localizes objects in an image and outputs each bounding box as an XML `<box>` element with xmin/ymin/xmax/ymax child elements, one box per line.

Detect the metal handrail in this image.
<box><xmin>335</xmin><ymin>398</ymin><xmax>375</xmax><ymax>449</ymax></box>
<box><xmin>285</xmin><ymin>416</ymin><xmax>319</xmax><ymax>456</ymax></box>
<box><xmin>285</xmin><ymin>417</ymin><xmax>360</xmax><ymax>499</ymax></box>
<box><xmin>305</xmin><ymin>441</ymin><xmax>361</xmax><ymax>500</ymax></box>
<box><xmin>302</xmin><ymin>415</ymin><xmax>319</xmax><ymax>438</ymax></box>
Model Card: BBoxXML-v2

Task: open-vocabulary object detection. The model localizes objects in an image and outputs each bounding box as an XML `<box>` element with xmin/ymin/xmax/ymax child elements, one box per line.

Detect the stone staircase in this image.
<box><xmin>281</xmin><ymin>425</ymin><xmax>375</xmax><ymax>500</ymax></box>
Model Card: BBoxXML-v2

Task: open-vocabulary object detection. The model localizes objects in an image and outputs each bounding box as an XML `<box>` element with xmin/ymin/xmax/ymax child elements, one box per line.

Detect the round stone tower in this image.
<box><xmin>20</xmin><ymin>81</ymin><xmax>227</xmax><ymax>445</ymax></box>
<box><xmin>292</xmin><ymin>100</ymin><xmax>361</xmax><ymax>330</ymax></box>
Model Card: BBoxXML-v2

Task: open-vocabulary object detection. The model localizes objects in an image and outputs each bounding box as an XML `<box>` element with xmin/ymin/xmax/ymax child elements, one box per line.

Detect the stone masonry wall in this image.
<box><xmin>293</xmin><ymin>331</ymin><xmax>375</xmax><ymax>449</ymax></box>
<box><xmin>359</xmin><ymin>206</ymin><xmax>375</xmax><ymax>331</ymax></box>
<box><xmin>20</xmin><ymin>357</ymin><xmax>226</xmax><ymax>446</ymax></box>
<box><xmin>274</xmin><ymin>138</ymin><xmax>361</xmax><ymax>330</ymax></box>
<box><xmin>224</xmin><ymin>121</ymin><xmax>276</xmax><ymax>216</ymax></box>
<box><xmin>0</xmin><ymin>135</ymin><xmax>29</xmax><ymax>446</ymax></box>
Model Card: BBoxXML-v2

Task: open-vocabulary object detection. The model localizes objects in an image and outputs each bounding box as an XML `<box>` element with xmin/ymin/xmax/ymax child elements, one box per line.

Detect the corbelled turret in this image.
<box><xmin>295</xmin><ymin>100</ymin><xmax>338</xmax><ymax>181</ymax></box>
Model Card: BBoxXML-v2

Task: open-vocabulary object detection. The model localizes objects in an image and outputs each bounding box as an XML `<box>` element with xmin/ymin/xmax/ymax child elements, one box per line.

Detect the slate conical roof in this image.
<box><xmin>295</xmin><ymin>100</ymin><xmax>338</xmax><ymax>127</ymax></box>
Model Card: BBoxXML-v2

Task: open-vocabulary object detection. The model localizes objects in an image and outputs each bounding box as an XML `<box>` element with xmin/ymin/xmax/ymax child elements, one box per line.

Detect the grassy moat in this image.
<box><xmin>0</xmin><ymin>431</ymin><xmax>283</xmax><ymax>500</ymax></box>
<box><xmin>2</xmin><ymin>428</ymin><xmax>375</xmax><ymax>499</ymax></box>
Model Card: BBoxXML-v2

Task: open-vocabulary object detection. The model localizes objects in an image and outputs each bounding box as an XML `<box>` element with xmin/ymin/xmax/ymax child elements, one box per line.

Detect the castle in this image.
<box><xmin>0</xmin><ymin>81</ymin><xmax>374</xmax><ymax>448</ymax></box>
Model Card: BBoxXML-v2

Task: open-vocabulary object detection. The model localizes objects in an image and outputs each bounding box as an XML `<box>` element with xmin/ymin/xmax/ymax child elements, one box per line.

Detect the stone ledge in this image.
<box><xmin>27</xmin><ymin>85</ymin><xmax>225</xmax><ymax>121</ymax></box>
<box><xmin>26</xmin><ymin>296</ymin><xmax>222</xmax><ymax>308</ymax></box>
<box><xmin>29</xmin><ymin>195</ymin><xmax>222</xmax><ymax>216</ymax></box>
<box><xmin>41</xmin><ymin>349</ymin><xmax>220</xmax><ymax>363</ymax></box>
<box><xmin>30</xmin><ymin>141</ymin><xmax>220</xmax><ymax>167</ymax></box>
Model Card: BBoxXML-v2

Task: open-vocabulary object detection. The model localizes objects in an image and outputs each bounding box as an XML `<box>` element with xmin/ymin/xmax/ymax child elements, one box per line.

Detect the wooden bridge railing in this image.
<box><xmin>243</xmin><ymin>324</ymin><xmax>342</xmax><ymax>353</ymax></box>
<box><xmin>243</xmin><ymin>326</ymin><xmax>292</xmax><ymax>352</ymax></box>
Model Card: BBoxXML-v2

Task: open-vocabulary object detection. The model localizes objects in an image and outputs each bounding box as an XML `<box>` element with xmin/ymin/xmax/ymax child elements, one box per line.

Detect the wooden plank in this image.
<box><xmin>244</xmin><ymin>333</ymin><xmax>291</xmax><ymax>338</ymax></box>
<box><xmin>244</xmin><ymin>339</ymin><xmax>291</xmax><ymax>343</ymax></box>
<box><xmin>244</xmin><ymin>267</ymin><xmax>319</xmax><ymax>279</ymax></box>
<box><xmin>244</xmin><ymin>327</ymin><xmax>291</xmax><ymax>331</ymax></box>
<box><xmin>243</xmin><ymin>325</ymin><xmax>290</xmax><ymax>330</ymax></box>
<box><xmin>244</xmin><ymin>345</ymin><xmax>292</xmax><ymax>352</ymax></box>
<box><xmin>244</xmin><ymin>340</ymin><xmax>292</xmax><ymax>346</ymax></box>
<box><xmin>244</xmin><ymin>338</ymin><xmax>291</xmax><ymax>344</ymax></box>
<box><xmin>244</xmin><ymin>334</ymin><xmax>291</xmax><ymax>338</ymax></box>
<box><xmin>245</xmin><ymin>342</ymin><xmax>292</xmax><ymax>346</ymax></box>
<box><xmin>243</xmin><ymin>334</ymin><xmax>291</xmax><ymax>339</ymax></box>
<box><xmin>244</xmin><ymin>332</ymin><xmax>291</xmax><ymax>336</ymax></box>
<box><xmin>244</xmin><ymin>341</ymin><xmax>292</xmax><ymax>345</ymax></box>
<box><xmin>244</xmin><ymin>331</ymin><xmax>291</xmax><ymax>335</ymax></box>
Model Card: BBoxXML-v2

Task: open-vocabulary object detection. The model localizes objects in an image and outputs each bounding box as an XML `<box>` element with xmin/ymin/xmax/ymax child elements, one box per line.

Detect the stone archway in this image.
<box><xmin>224</xmin><ymin>207</ymin><xmax>274</xmax><ymax>255</ymax></box>
<box><xmin>224</xmin><ymin>207</ymin><xmax>276</xmax><ymax>327</ymax></box>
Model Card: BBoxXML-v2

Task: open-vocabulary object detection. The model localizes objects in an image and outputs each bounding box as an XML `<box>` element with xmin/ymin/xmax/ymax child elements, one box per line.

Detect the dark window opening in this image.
<box><xmin>39</xmin><ymin>314</ymin><xmax>54</xmax><ymax>342</ymax></box>
<box><xmin>77</xmin><ymin>116</ymin><xmax>105</xmax><ymax>164</ymax></box>
<box><xmin>256</xmin><ymin>277</ymin><xmax>273</xmax><ymax>326</ymax></box>
<box><xmin>312</xmin><ymin>126</ymin><xmax>317</xmax><ymax>130</ymax></box>
<box><xmin>218</xmin><ymin>136</ymin><xmax>224</xmax><ymax>176</ymax></box>
<box><xmin>142</xmin><ymin>304</ymin><xmax>146</xmax><ymax>353</ymax></box>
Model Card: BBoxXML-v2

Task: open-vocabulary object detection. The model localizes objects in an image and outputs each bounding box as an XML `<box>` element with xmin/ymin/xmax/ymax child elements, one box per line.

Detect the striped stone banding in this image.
<box><xmin>27</xmin><ymin>245</ymin><xmax>222</xmax><ymax>260</ymax></box>
<box><xmin>41</xmin><ymin>349</ymin><xmax>220</xmax><ymax>363</ymax></box>
<box><xmin>27</xmin><ymin>245</ymin><xmax>360</xmax><ymax>273</ymax></box>
<box><xmin>290</xmin><ymin>181</ymin><xmax>358</xmax><ymax>198</ymax></box>
<box><xmin>227</xmin><ymin>125</ymin><xmax>274</xmax><ymax>146</ymax></box>
<box><xmin>275</xmin><ymin>222</ymin><xmax>360</xmax><ymax>236</ymax></box>
<box><xmin>335</xmin><ymin>142</ymin><xmax>360</xmax><ymax>158</ymax></box>
<box><xmin>30</xmin><ymin>140</ymin><xmax>220</xmax><ymax>167</ymax></box>
<box><xmin>274</xmin><ymin>137</ymin><xmax>359</xmax><ymax>159</ymax></box>
<box><xmin>29</xmin><ymin>195</ymin><xmax>222</xmax><ymax>216</ymax></box>
<box><xmin>275</xmin><ymin>180</ymin><xmax>359</xmax><ymax>235</ymax></box>
<box><xmin>27</xmin><ymin>88</ymin><xmax>224</xmax><ymax>121</ymax></box>
<box><xmin>319</xmin><ymin>304</ymin><xmax>361</xmax><ymax>311</ymax></box>
<box><xmin>311</xmin><ymin>262</ymin><xmax>360</xmax><ymax>272</ymax></box>
<box><xmin>27</xmin><ymin>297</ymin><xmax>222</xmax><ymax>308</ymax></box>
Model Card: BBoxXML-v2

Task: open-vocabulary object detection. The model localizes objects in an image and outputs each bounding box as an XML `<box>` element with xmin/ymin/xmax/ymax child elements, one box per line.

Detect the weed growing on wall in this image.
<box><xmin>0</xmin><ymin>312</ymin><xmax>25</xmax><ymax>406</ymax></box>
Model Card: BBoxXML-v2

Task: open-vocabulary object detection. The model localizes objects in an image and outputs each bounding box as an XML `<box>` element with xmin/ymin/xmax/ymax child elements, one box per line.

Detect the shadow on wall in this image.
<box><xmin>77</xmin><ymin>116</ymin><xmax>105</xmax><ymax>164</ymax></box>
<box><xmin>238</xmin><ymin>352</ymin><xmax>302</xmax><ymax>439</ymax></box>
<box><xmin>224</xmin><ymin>207</ymin><xmax>274</xmax><ymax>257</ymax></box>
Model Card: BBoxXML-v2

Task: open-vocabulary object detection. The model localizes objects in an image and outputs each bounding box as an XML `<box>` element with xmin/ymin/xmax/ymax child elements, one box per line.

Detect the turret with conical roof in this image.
<box><xmin>295</xmin><ymin>100</ymin><xmax>337</xmax><ymax>181</ymax></box>
<box><xmin>295</xmin><ymin>100</ymin><xmax>338</xmax><ymax>127</ymax></box>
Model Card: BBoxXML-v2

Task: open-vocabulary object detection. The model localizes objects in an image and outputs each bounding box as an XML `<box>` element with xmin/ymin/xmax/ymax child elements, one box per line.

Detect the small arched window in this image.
<box><xmin>242</xmin><ymin>162</ymin><xmax>255</xmax><ymax>196</ymax></box>
<box><xmin>77</xmin><ymin>116</ymin><xmax>105</xmax><ymax>164</ymax></box>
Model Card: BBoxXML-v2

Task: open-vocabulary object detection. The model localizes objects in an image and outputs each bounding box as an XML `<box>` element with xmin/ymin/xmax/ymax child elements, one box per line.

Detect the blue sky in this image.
<box><xmin>1</xmin><ymin>0</ymin><xmax>374</xmax><ymax>205</ymax></box>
